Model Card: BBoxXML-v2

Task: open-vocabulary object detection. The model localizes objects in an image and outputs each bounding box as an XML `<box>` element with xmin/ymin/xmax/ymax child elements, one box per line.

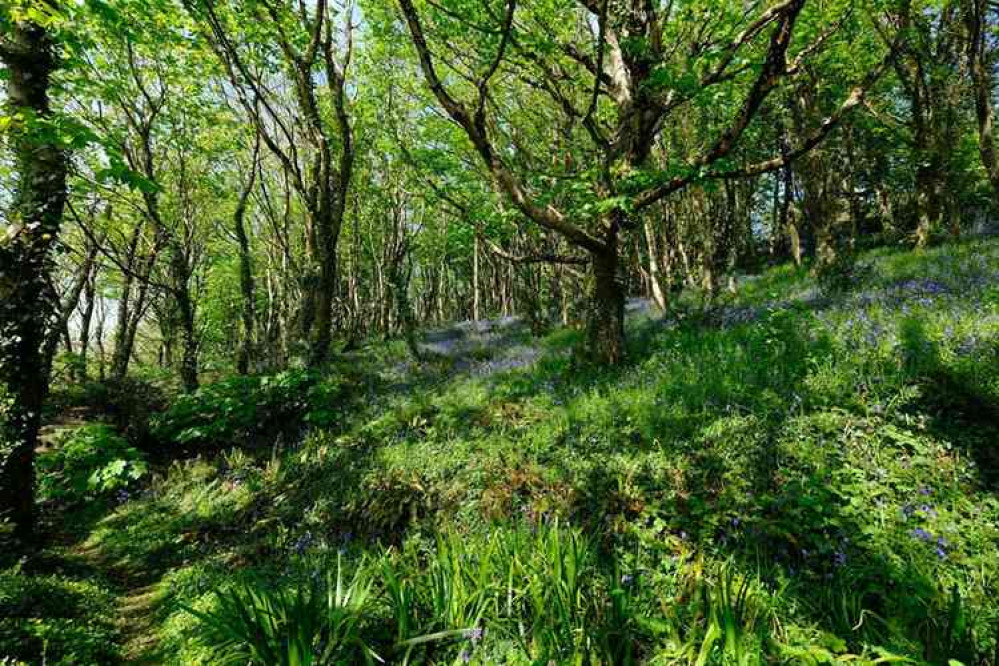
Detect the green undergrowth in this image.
<box><xmin>6</xmin><ymin>238</ymin><xmax>999</xmax><ymax>664</ymax></box>
<box><xmin>0</xmin><ymin>546</ymin><xmax>122</xmax><ymax>665</ymax></box>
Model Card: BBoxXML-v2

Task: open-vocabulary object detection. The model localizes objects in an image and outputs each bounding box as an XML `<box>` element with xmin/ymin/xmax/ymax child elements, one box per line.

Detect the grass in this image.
<box><xmin>4</xmin><ymin>237</ymin><xmax>999</xmax><ymax>664</ymax></box>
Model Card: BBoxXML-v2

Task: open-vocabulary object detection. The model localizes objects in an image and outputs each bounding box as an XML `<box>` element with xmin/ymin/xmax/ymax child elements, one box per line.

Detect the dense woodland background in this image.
<box><xmin>2</xmin><ymin>0</ymin><xmax>999</xmax><ymax>663</ymax></box>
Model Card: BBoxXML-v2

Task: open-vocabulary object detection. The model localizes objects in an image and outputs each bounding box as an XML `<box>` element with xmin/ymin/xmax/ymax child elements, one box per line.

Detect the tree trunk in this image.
<box><xmin>914</xmin><ymin>158</ymin><xmax>940</xmax><ymax>249</ymax></box>
<box><xmin>44</xmin><ymin>239</ymin><xmax>98</xmax><ymax>366</ymax></box>
<box><xmin>916</xmin><ymin>178</ymin><xmax>940</xmax><ymax>248</ymax></box>
<box><xmin>176</xmin><ymin>290</ymin><xmax>199</xmax><ymax>392</ymax></box>
<box><xmin>308</xmin><ymin>242</ymin><xmax>336</xmax><ymax>367</ymax></box>
<box><xmin>965</xmin><ymin>0</ymin><xmax>999</xmax><ymax>204</ymax></box>
<box><xmin>79</xmin><ymin>270</ymin><xmax>97</xmax><ymax>381</ymax></box>
<box><xmin>586</xmin><ymin>245</ymin><xmax>625</xmax><ymax>365</ymax></box>
<box><xmin>472</xmin><ymin>232</ymin><xmax>481</xmax><ymax>321</ymax></box>
<box><xmin>793</xmin><ymin>83</ymin><xmax>842</xmax><ymax>273</ymax></box>
<box><xmin>643</xmin><ymin>216</ymin><xmax>668</xmax><ymax>310</ymax></box>
<box><xmin>788</xmin><ymin>205</ymin><xmax>804</xmax><ymax>267</ymax></box>
<box><xmin>0</xmin><ymin>20</ymin><xmax>67</xmax><ymax>545</ymax></box>
<box><xmin>139</xmin><ymin>120</ymin><xmax>198</xmax><ymax>389</ymax></box>
<box><xmin>391</xmin><ymin>256</ymin><xmax>421</xmax><ymax>361</ymax></box>
<box><xmin>234</xmin><ymin>145</ymin><xmax>258</xmax><ymax>375</ymax></box>
<box><xmin>437</xmin><ymin>258</ymin><xmax>447</xmax><ymax>322</ymax></box>
<box><xmin>110</xmin><ymin>224</ymin><xmax>142</xmax><ymax>381</ymax></box>
<box><xmin>95</xmin><ymin>298</ymin><xmax>107</xmax><ymax>382</ymax></box>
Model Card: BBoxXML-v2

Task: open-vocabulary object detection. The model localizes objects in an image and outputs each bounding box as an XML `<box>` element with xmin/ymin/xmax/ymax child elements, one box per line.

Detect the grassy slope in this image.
<box><xmin>4</xmin><ymin>238</ymin><xmax>999</xmax><ymax>664</ymax></box>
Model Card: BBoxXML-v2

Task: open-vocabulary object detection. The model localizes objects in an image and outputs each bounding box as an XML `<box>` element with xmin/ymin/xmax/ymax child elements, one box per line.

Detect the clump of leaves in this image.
<box><xmin>37</xmin><ymin>424</ymin><xmax>147</xmax><ymax>503</ymax></box>
<box><xmin>86</xmin><ymin>375</ymin><xmax>168</xmax><ymax>445</ymax></box>
<box><xmin>151</xmin><ymin>370</ymin><xmax>347</xmax><ymax>450</ymax></box>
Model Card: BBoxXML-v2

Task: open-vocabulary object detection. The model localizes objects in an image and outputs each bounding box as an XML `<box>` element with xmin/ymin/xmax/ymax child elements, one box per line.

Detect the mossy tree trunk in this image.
<box><xmin>0</xmin><ymin>19</ymin><xmax>68</xmax><ymax>544</ymax></box>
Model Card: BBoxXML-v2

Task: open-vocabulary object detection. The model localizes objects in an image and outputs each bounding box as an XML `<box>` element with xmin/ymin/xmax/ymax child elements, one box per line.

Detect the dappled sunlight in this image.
<box><xmin>4</xmin><ymin>0</ymin><xmax>999</xmax><ymax>661</ymax></box>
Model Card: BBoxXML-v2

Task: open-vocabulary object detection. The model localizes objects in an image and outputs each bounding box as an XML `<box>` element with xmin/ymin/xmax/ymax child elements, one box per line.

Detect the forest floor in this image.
<box><xmin>3</xmin><ymin>236</ymin><xmax>999</xmax><ymax>665</ymax></box>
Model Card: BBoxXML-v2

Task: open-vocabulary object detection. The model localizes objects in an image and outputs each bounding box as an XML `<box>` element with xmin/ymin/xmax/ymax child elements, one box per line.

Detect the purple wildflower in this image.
<box><xmin>293</xmin><ymin>531</ymin><xmax>314</xmax><ymax>555</ymax></box>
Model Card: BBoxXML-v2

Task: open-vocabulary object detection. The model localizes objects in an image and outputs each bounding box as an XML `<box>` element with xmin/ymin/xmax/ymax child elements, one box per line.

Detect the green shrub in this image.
<box><xmin>151</xmin><ymin>370</ymin><xmax>346</xmax><ymax>449</ymax></box>
<box><xmin>86</xmin><ymin>376</ymin><xmax>169</xmax><ymax>446</ymax></box>
<box><xmin>37</xmin><ymin>424</ymin><xmax>147</xmax><ymax>503</ymax></box>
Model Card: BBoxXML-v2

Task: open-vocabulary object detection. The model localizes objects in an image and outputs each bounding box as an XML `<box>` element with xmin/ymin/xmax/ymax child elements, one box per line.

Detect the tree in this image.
<box><xmin>0</xmin><ymin>1</ymin><xmax>69</xmax><ymax>543</ymax></box>
<box><xmin>395</xmin><ymin>0</ymin><xmax>891</xmax><ymax>363</ymax></box>
<box><xmin>963</xmin><ymin>0</ymin><xmax>999</xmax><ymax>204</ymax></box>
<box><xmin>890</xmin><ymin>0</ymin><xmax>967</xmax><ymax>245</ymax></box>
<box><xmin>187</xmin><ymin>0</ymin><xmax>356</xmax><ymax>368</ymax></box>
<box><xmin>233</xmin><ymin>132</ymin><xmax>260</xmax><ymax>375</ymax></box>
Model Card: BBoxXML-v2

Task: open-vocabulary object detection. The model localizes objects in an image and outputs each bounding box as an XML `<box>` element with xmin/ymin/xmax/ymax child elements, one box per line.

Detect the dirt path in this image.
<box><xmin>115</xmin><ymin>583</ymin><xmax>163</xmax><ymax>664</ymax></box>
<box><xmin>40</xmin><ymin>418</ymin><xmax>166</xmax><ymax>664</ymax></box>
<box><xmin>71</xmin><ymin>536</ymin><xmax>166</xmax><ymax>665</ymax></box>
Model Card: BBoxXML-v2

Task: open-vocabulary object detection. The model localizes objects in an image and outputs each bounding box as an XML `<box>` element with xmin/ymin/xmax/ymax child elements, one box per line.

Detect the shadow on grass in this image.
<box><xmin>898</xmin><ymin>317</ymin><xmax>999</xmax><ymax>491</ymax></box>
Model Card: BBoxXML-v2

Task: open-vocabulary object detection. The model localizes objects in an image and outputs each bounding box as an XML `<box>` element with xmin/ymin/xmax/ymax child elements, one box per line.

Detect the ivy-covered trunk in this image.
<box><xmin>0</xmin><ymin>20</ymin><xmax>67</xmax><ymax>544</ymax></box>
<box><xmin>308</xmin><ymin>232</ymin><xmax>337</xmax><ymax>368</ymax></box>
<box><xmin>390</xmin><ymin>254</ymin><xmax>421</xmax><ymax>361</ymax></box>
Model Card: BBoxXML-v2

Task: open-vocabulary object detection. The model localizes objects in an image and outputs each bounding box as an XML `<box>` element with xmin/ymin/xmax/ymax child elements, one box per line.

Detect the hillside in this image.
<box><xmin>3</xmin><ymin>237</ymin><xmax>999</xmax><ymax>665</ymax></box>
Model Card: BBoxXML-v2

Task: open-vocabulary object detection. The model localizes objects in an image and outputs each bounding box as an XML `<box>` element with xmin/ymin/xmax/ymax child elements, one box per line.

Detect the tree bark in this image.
<box><xmin>472</xmin><ymin>231</ymin><xmax>481</xmax><ymax>321</ymax></box>
<box><xmin>390</xmin><ymin>252</ymin><xmax>421</xmax><ymax>361</ymax></box>
<box><xmin>194</xmin><ymin>0</ymin><xmax>353</xmax><ymax>368</ymax></box>
<box><xmin>234</xmin><ymin>139</ymin><xmax>259</xmax><ymax>374</ymax></box>
<box><xmin>643</xmin><ymin>215</ymin><xmax>668</xmax><ymax>310</ymax></box>
<box><xmin>176</xmin><ymin>288</ymin><xmax>199</xmax><ymax>392</ymax></box>
<box><xmin>586</xmin><ymin>241</ymin><xmax>625</xmax><ymax>365</ymax></box>
<box><xmin>0</xmin><ymin>19</ymin><xmax>68</xmax><ymax>544</ymax></box>
<box><xmin>43</xmin><ymin>239</ymin><xmax>99</xmax><ymax>366</ymax></box>
<box><xmin>398</xmin><ymin>0</ymin><xmax>814</xmax><ymax>365</ymax></box>
<box><xmin>79</xmin><ymin>269</ymin><xmax>97</xmax><ymax>381</ymax></box>
<box><xmin>792</xmin><ymin>80</ymin><xmax>846</xmax><ymax>273</ymax></box>
<box><xmin>110</xmin><ymin>223</ymin><xmax>143</xmax><ymax>381</ymax></box>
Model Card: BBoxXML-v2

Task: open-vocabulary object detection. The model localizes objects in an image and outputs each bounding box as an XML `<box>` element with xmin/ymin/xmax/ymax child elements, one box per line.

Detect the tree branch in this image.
<box><xmin>397</xmin><ymin>0</ymin><xmax>608</xmax><ymax>254</ymax></box>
